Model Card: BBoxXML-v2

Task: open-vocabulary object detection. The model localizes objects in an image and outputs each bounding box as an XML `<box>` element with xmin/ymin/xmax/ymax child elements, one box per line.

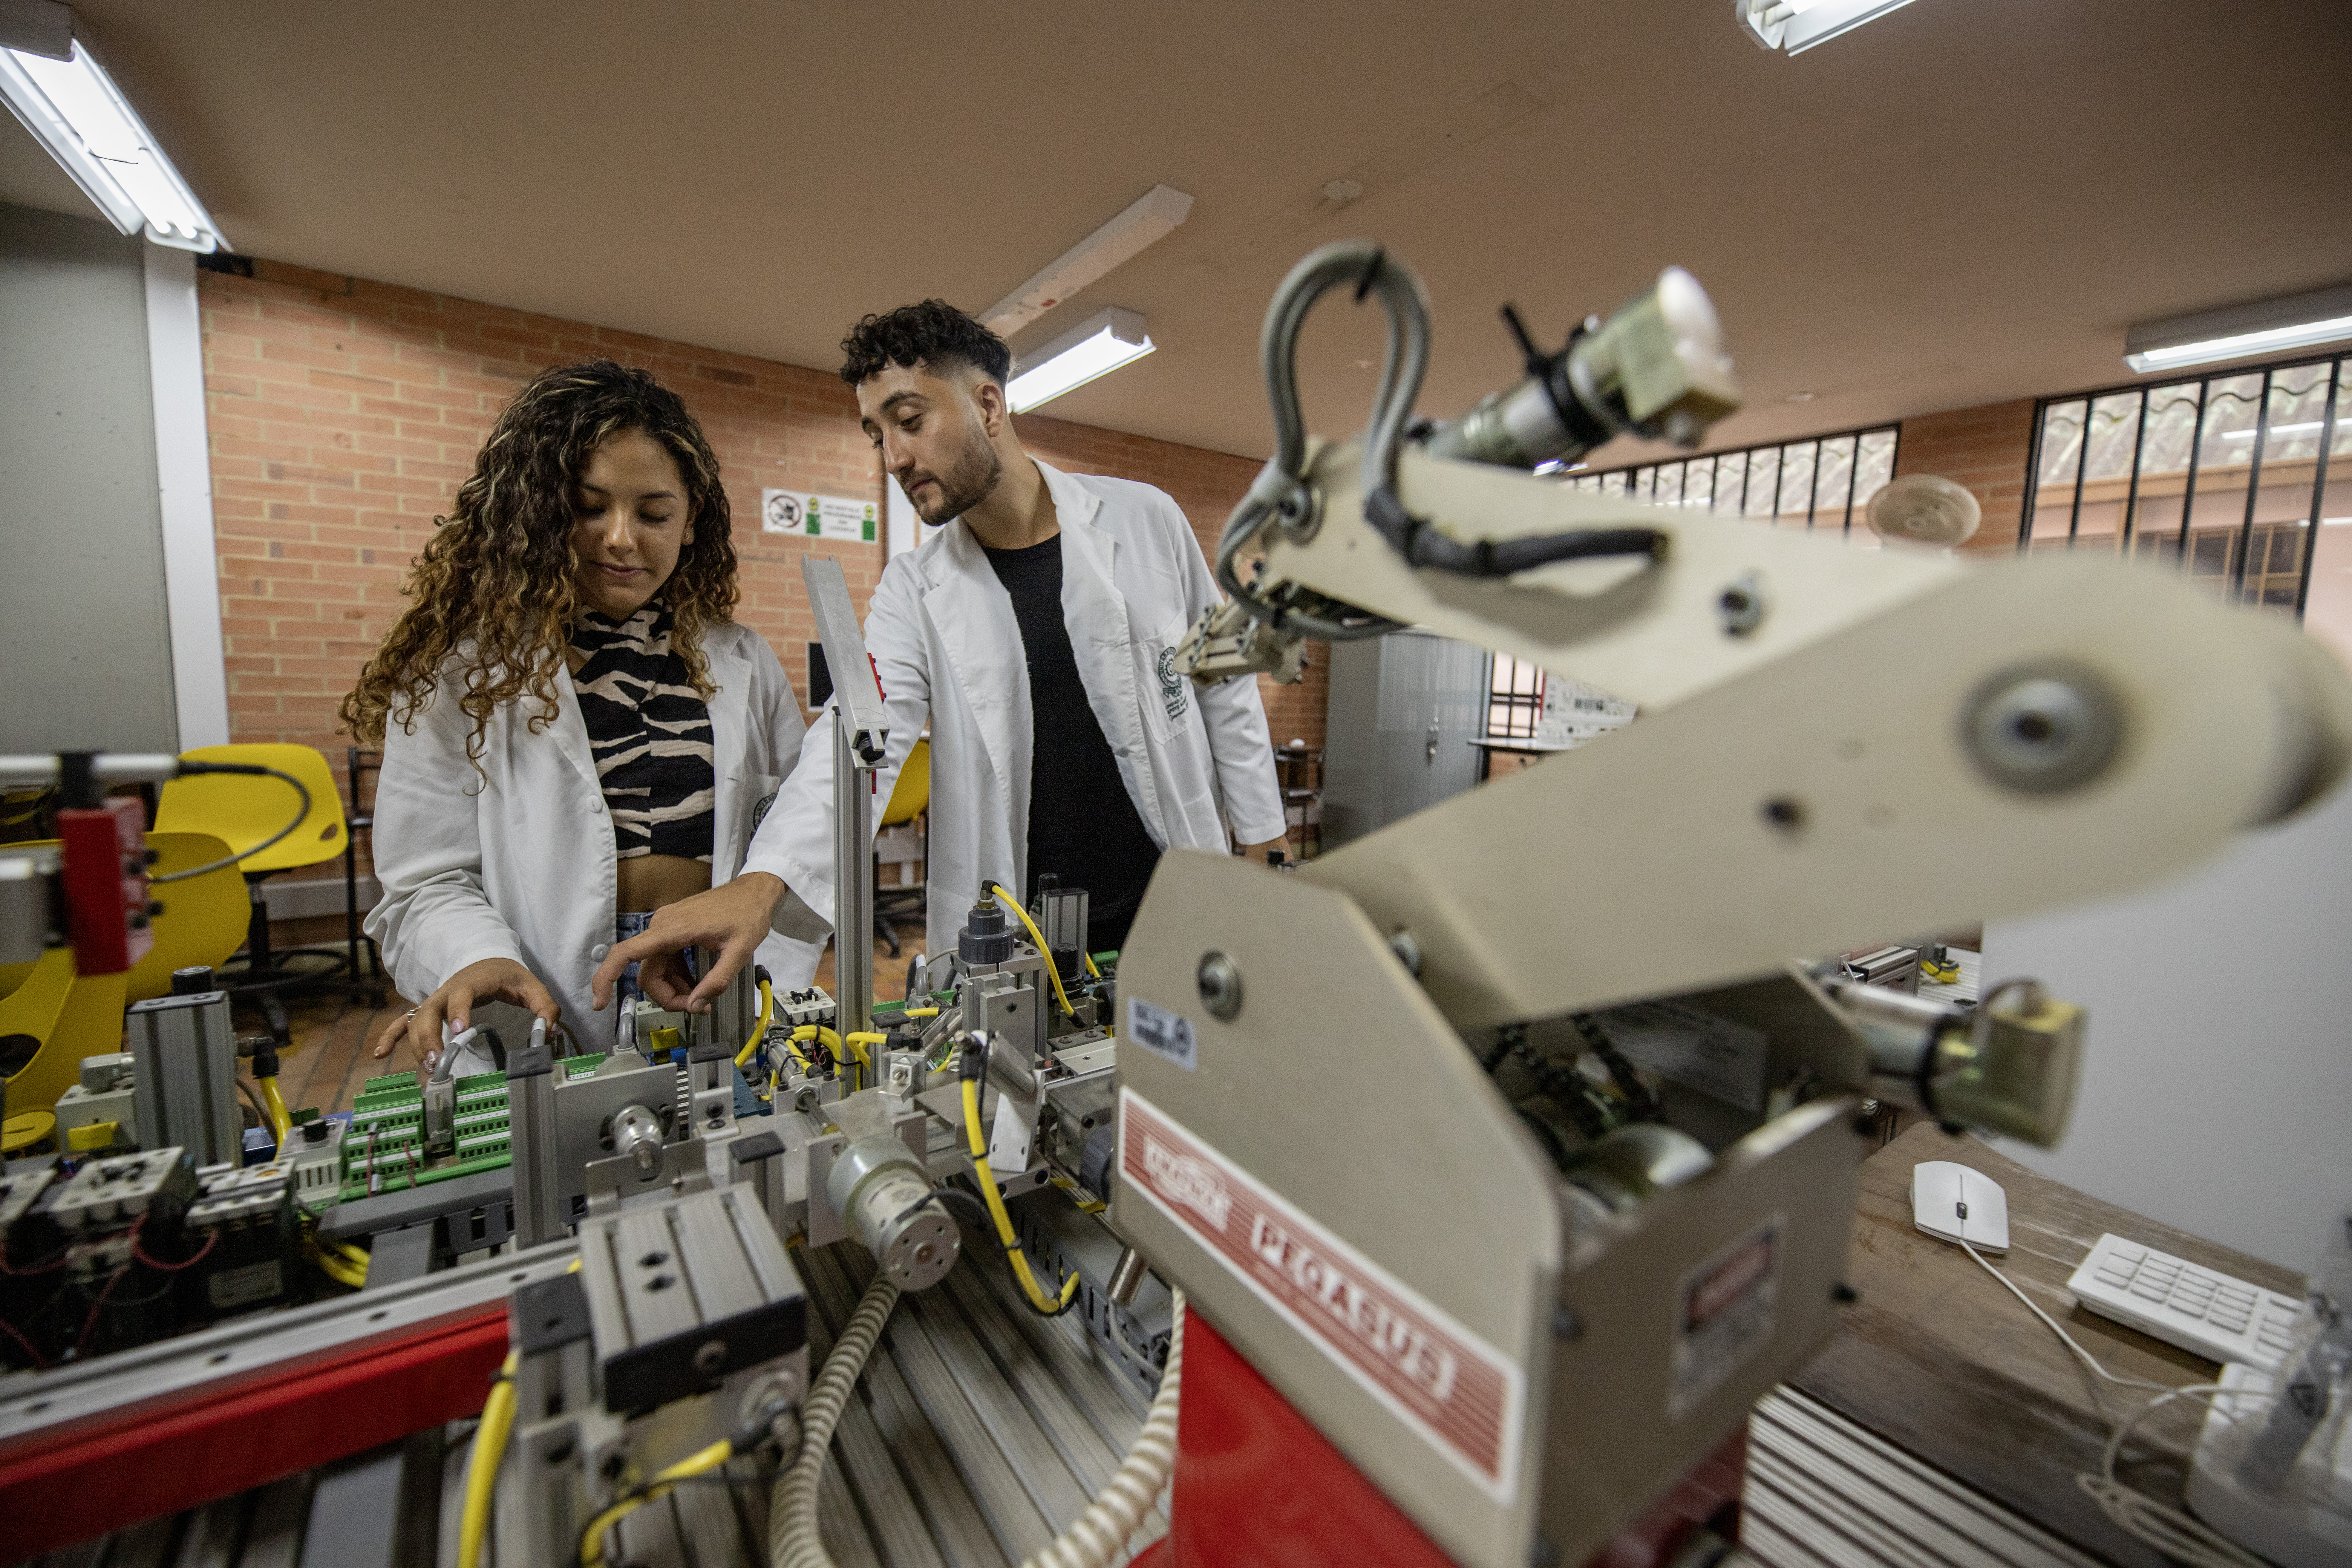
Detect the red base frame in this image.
<box><xmin>1139</xmin><ymin>1308</ymin><xmax>1745</xmax><ymax>1568</ymax></box>
<box><xmin>0</xmin><ymin>1305</ymin><xmax>509</xmax><ymax>1559</ymax></box>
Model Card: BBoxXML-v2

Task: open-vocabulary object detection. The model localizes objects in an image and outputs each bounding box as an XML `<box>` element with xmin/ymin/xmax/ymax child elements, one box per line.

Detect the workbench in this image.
<box><xmin>1785</xmin><ymin>1121</ymin><xmax>2306</xmax><ymax>1567</ymax></box>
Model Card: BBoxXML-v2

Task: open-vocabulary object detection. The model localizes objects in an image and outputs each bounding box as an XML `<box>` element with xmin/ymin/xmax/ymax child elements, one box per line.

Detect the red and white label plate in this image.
<box><xmin>1120</xmin><ymin>1087</ymin><xmax>1525</xmax><ymax>1502</ymax></box>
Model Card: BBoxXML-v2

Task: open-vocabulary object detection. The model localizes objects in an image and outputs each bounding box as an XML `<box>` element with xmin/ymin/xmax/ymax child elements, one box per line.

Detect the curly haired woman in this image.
<box><xmin>347</xmin><ymin>360</ymin><xmax>815</xmax><ymax>1065</ymax></box>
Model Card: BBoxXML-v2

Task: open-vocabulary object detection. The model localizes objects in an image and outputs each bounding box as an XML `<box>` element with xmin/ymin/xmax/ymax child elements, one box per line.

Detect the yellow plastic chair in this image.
<box><xmin>0</xmin><ymin>832</ymin><xmax>245</xmax><ymax>1127</ymax></box>
<box><xmin>874</xmin><ymin>739</ymin><xmax>929</xmax><ymax>957</ymax></box>
<box><xmin>156</xmin><ymin>744</ymin><xmax>349</xmax><ymax>1043</ymax></box>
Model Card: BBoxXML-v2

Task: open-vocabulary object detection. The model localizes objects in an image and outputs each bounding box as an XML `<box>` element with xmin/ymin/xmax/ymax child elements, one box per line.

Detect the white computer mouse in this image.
<box><xmin>1911</xmin><ymin>1160</ymin><xmax>2010</xmax><ymax>1254</ymax></box>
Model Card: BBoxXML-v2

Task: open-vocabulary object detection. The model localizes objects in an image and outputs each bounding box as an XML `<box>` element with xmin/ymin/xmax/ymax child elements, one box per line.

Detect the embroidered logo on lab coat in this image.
<box><xmin>1156</xmin><ymin>647</ymin><xmax>1190</xmax><ymax>721</ymax></box>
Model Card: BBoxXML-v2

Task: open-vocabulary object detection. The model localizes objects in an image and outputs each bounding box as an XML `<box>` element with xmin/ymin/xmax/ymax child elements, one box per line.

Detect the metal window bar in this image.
<box><xmin>2293</xmin><ymin>368</ymin><xmax>2342</xmax><ymax>616</ymax></box>
<box><xmin>2231</xmin><ymin>368</ymin><xmax>2277</xmax><ymax>598</ymax></box>
<box><xmin>2017</xmin><ymin>351</ymin><xmax>2350</xmax><ymax>624</ymax></box>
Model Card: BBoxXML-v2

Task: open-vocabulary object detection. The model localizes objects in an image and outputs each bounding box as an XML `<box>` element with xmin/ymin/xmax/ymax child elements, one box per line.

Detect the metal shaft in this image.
<box><xmin>834</xmin><ymin>711</ymin><xmax>874</xmax><ymax>1038</ymax></box>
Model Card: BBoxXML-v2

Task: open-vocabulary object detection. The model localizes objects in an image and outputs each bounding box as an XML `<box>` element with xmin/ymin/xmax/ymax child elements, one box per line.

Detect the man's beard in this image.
<box><xmin>905</xmin><ymin>424</ymin><xmax>1003</xmax><ymax>524</ymax></box>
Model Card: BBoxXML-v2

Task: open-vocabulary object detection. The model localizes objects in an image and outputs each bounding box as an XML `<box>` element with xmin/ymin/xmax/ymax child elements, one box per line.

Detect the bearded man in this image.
<box><xmin>595</xmin><ymin>299</ymin><xmax>1288</xmax><ymax>1014</ymax></box>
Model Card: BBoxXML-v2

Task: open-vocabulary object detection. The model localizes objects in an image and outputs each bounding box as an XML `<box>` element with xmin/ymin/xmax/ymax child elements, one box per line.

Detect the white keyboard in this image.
<box><xmin>2065</xmin><ymin>1233</ymin><xmax>2308</xmax><ymax>1370</ymax></box>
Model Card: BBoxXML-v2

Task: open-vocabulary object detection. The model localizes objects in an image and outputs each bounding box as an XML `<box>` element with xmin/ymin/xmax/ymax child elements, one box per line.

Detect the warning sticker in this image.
<box><xmin>1119</xmin><ymin>1088</ymin><xmax>1524</xmax><ymax>1501</ymax></box>
<box><xmin>1124</xmin><ymin>997</ymin><xmax>1196</xmax><ymax>1071</ymax></box>
<box><xmin>1668</xmin><ymin>1213</ymin><xmax>1782</xmax><ymax>1418</ymax></box>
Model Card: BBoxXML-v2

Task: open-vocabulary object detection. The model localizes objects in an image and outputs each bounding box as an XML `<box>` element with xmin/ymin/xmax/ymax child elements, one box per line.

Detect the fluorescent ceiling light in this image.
<box><xmin>1736</xmin><ymin>0</ymin><xmax>1921</xmax><ymax>55</ymax></box>
<box><xmin>2221</xmin><ymin>419</ymin><xmax>2351</xmax><ymax>440</ymax></box>
<box><xmin>0</xmin><ymin>2</ymin><xmax>221</xmax><ymax>251</ymax></box>
<box><xmin>1006</xmin><ymin>306</ymin><xmax>1155</xmax><ymax>414</ymax></box>
<box><xmin>980</xmin><ymin>185</ymin><xmax>1193</xmax><ymax>340</ymax></box>
<box><xmin>2125</xmin><ymin>285</ymin><xmax>2352</xmax><ymax>374</ymax></box>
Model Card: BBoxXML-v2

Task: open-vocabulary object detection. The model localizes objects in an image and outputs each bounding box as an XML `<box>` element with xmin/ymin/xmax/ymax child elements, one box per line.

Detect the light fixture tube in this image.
<box><xmin>1006</xmin><ymin>306</ymin><xmax>1155</xmax><ymax>414</ymax></box>
<box><xmin>0</xmin><ymin>5</ymin><xmax>222</xmax><ymax>252</ymax></box>
<box><xmin>2124</xmin><ymin>285</ymin><xmax>2352</xmax><ymax>374</ymax></box>
<box><xmin>1736</xmin><ymin>0</ymin><xmax>1922</xmax><ymax>55</ymax></box>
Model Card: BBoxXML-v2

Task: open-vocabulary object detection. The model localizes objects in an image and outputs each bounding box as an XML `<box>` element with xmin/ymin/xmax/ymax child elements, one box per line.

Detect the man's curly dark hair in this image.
<box><xmin>838</xmin><ymin>300</ymin><xmax>1012</xmax><ymax>390</ymax></box>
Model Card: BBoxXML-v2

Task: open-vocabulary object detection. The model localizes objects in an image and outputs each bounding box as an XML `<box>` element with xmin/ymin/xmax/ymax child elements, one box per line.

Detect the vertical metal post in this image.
<box><xmin>833</xmin><ymin>711</ymin><xmax>874</xmax><ymax>1039</ymax></box>
<box><xmin>2118</xmin><ymin>388</ymin><xmax>2150</xmax><ymax>556</ymax></box>
<box><xmin>2175</xmin><ymin>378</ymin><xmax>2211</xmax><ymax>563</ymax></box>
<box><xmin>1841</xmin><ymin>433</ymin><xmax>1861</xmax><ymax>535</ymax></box>
<box><xmin>801</xmin><ymin>554</ymin><xmax>888</xmax><ymax>1041</ymax></box>
<box><xmin>2018</xmin><ymin>400</ymin><xmax>2048</xmax><ymax>556</ymax></box>
<box><xmin>2066</xmin><ymin>401</ymin><xmax>2091</xmax><ymax>543</ymax></box>
<box><xmin>2231</xmin><ymin>368</ymin><xmax>2277</xmax><ymax>599</ymax></box>
<box><xmin>1804</xmin><ymin>437</ymin><xmax>1823</xmax><ymax>528</ymax></box>
<box><xmin>2293</xmin><ymin>358</ymin><xmax>2342</xmax><ymax>619</ymax></box>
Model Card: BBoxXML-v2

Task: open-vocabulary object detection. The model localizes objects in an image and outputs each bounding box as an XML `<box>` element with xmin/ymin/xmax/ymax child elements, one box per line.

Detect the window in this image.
<box><xmin>1556</xmin><ymin>426</ymin><xmax>1902</xmax><ymax>538</ymax></box>
<box><xmin>1487</xmin><ymin>654</ymin><xmax>1545</xmax><ymax>740</ymax></box>
<box><xmin>2020</xmin><ymin>360</ymin><xmax>2351</xmax><ymax>648</ymax></box>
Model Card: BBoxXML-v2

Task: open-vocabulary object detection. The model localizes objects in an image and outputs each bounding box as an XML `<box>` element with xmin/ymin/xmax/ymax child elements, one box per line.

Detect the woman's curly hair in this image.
<box><xmin>340</xmin><ymin>360</ymin><xmax>737</xmax><ymax>758</ymax></box>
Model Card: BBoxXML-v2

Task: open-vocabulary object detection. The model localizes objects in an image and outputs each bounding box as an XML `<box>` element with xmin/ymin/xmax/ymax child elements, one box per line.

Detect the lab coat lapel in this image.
<box><xmin>1046</xmin><ymin>466</ymin><xmax>1168</xmax><ymax>841</ymax></box>
<box><xmin>703</xmin><ymin>630</ymin><xmax>750</xmax><ymax>871</ymax></box>
<box><xmin>922</xmin><ymin>523</ymin><xmax>1024</xmax><ymax>827</ymax></box>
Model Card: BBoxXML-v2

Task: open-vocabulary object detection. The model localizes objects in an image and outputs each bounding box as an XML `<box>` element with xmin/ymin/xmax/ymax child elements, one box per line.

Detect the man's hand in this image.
<box><xmin>592</xmin><ymin>873</ymin><xmax>787</xmax><ymax>1015</ymax></box>
<box><xmin>371</xmin><ymin>957</ymin><xmax>559</xmax><ymax>1065</ymax></box>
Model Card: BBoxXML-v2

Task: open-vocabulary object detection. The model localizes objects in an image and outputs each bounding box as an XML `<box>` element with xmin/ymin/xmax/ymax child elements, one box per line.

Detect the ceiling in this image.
<box><xmin>7</xmin><ymin>0</ymin><xmax>2349</xmax><ymax>464</ymax></box>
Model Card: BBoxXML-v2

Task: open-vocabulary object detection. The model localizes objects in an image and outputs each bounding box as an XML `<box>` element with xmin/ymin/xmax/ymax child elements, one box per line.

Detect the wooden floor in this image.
<box><xmin>253</xmin><ymin>922</ymin><xmax>928</xmax><ymax>1118</ymax></box>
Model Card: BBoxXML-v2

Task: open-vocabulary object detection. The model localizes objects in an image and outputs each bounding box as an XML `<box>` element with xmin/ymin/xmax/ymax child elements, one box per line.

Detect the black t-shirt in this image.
<box><xmin>981</xmin><ymin>534</ymin><xmax>1162</xmax><ymax>953</ymax></box>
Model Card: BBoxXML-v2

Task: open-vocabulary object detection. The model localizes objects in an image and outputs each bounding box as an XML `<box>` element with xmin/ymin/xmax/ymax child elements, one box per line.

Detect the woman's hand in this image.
<box><xmin>593</xmin><ymin>873</ymin><xmax>785</xmax><ymax>1016</ymax></box>
<box><xmin>371</xmin><ymin>957</ymin><xmax>561</xmax><ymax>1065</ymax></box>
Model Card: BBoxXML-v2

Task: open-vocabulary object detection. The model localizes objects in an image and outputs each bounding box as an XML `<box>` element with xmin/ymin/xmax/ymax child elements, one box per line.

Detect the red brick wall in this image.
<box><xmin>195</xmin><ymin>262</ymin><xmax>1317</xmax><ymax>836</ymax></box>
<box><xmin>1892</xmin><ymin>398</ymin><xmax>2037</xmax><ymax>558</ymax></box>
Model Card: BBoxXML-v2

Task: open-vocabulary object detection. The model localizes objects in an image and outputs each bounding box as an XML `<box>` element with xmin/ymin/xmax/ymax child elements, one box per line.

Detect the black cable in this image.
<box><xmin>1571</xmin><ymin>1014</ymin><xmax>1661</xmax><ymax>1121</ymax></box>
<box><xmin>152</xmin><ymin>763</ymin><xmax>313</xmax><ymax>883</ymax></box>
<box><xmin>1365</xmin><ymin>486</ymin><xmax>1668</xmax><ymax>579</ymax></box>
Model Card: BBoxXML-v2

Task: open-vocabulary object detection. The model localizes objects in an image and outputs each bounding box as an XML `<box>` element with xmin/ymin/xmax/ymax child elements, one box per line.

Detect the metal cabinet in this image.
<box><xmin>1320</xmin><ymin>631</ymin><xmax>1488</xmax><ymax>848</ymax></box>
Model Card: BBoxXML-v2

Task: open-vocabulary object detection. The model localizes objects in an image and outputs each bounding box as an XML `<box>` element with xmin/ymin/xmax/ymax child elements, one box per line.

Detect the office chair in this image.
<box><xmin>156</xmin><ymin>744</ymin><xmax>349</xmax><ymax>1044</ymax></box>
<box><xmin>875</xmin><ymin>739</ymin><xmax>929</xmax><ymax>958</ymax></box>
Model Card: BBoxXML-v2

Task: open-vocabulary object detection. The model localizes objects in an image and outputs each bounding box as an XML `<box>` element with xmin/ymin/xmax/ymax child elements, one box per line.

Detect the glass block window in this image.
<box><xmin>1556</xmin><ymin>426</ymin><xmax>1901</xmax><ymax>538</ymax></box>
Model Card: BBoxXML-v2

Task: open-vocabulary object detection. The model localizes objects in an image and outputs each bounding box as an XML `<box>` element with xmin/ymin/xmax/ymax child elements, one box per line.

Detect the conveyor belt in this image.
<box><xmin>10</xmin><ymin>1232</ymin><xmax>2112</xmax><ymax>1568</ymax></box>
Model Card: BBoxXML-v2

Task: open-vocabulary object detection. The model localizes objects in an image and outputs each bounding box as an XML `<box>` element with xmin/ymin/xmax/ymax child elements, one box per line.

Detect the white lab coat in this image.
<box><xmin>367</xmin><ymin>620</ymin><xmax>823</xmax><ymax>1043</ymax></box>
<box><xmin>741</xmin><ymin>460</ymin><xmax>1288</xmax><ymax>947</ymax></box>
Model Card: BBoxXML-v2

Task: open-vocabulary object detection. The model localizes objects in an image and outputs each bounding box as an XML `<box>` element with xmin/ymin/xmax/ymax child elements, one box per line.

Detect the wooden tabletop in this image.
<box><xmin>1792</xmin><ymin>1121</ymin><xmax>2306</xmax><ymax>1566</ymax></box>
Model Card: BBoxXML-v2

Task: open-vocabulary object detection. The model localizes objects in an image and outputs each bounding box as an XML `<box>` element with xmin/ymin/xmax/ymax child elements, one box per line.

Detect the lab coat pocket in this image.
<box><xmin>1133</xmin><ymin>613</ymin><xmax>1193</xmax><ymax>746</ymax></box>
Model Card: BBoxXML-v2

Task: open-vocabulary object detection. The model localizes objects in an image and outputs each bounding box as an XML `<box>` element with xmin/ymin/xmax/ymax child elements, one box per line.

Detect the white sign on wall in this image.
<box><xmin>761</xmin><ymin>489</ymin><xmax>877</xmax><ymax>542</ymax></box>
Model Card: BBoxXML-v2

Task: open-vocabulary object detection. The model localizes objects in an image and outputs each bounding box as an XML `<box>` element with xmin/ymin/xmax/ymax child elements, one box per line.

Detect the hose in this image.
<box><xmin>960</xmin><ymin>1038</ymin><xmax>1080</xmax><ymax>1316</ymax></box>
<box><xmin>735</xmin><ymin>974</ymin><xmax>775</xmax><ymax>1069</ymax></box>
<box><xmin>1213</xmin><ymin>241</ymin><xmax>1427</xmax><ymax>642</ymax></box>
<box><xmin>150</xmin><ymin>762</ymin><xmax>314</xmax><ymax>883</ymax></box>
<box><xmin>257</xmin><ymin>1075</ymin><xmax>293</xmax><ymax>1147</ymax></box>
<box><xmin>1021</xmin><ymin>1286</ymin><xmax>1186</xmax><ymax>1568</ymax></box>
<box><xmin>456</xmin><ymin>1351</ymin><xmax>519</xmax><ymax>1568</ymax></box>
<box><xmin>988</xmin><ymin>884</ymin><xmax>1075</xmax><ymax>1019</ymax></box>
<box><xmin>768</xmin><ymin>1269</ymin><xmax>903</xmax><ymax>1568</ymax></box>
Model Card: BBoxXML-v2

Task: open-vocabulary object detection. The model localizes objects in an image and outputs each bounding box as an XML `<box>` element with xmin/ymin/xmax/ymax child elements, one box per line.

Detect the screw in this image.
<box><xmin>1197</xmin><ymin>952</ymin><xmax>1243</xmax><ymax>1020</ymax></box>
<box><xmin>1832</xmin><ymin>1282</ymin><xmax>1860</xmax><ymax>1304</ymax></box>
<box><xmin>1552</xmin><ymin>1305</ymin><xmax>1583</xmax><ymax>1340</ymax></box>
<box><xmin>1761</xmin><ymin>797</ymin><xmax>1805</xmax><ymax>831</ymax></box>
<box><xmin>1387</xmin><ymin>930</ymin><xmax>1424</xmax><ymax>977</ymax></box>
<box><xmin>692</xmin><ymin>1338</ymin><xmax>728</xmax><ymax>1373</ymax></box>
<box><xmin>1717</xmin><ymin>573</ymin><xmax>1766</xmax><ymax>636</ymax></box>
<box><xmin>545</xmin><ymin>1438</ymin><xmax>576</xmax><ymax>1466</ymax></box>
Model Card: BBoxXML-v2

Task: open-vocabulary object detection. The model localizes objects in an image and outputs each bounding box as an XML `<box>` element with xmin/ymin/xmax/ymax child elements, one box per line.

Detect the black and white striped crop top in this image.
<box><xmin>568</xmin><ymin>607</ymin><xmax>717</xmax><ymax>862</ymax></box>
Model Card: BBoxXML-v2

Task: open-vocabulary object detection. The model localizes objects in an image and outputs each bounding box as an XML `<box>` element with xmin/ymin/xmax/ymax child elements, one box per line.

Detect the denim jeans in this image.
<box><xmin>614</xmin><ymin>911</ymin><xmax>698</xmax><ymax>1012</ymax></box>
